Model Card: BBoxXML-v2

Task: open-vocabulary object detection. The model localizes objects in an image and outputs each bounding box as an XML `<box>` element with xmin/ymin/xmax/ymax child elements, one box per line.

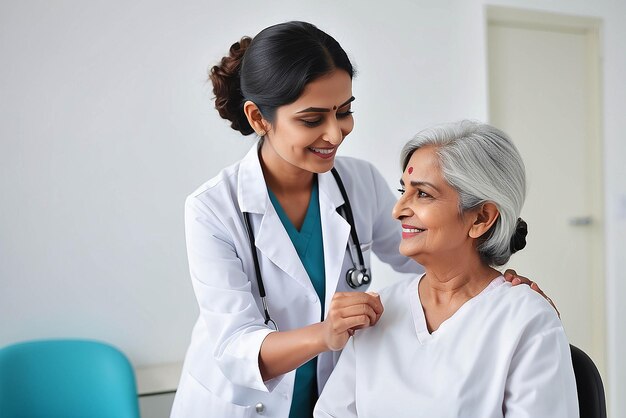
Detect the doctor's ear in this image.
<box><xmin>243</xmin><ymin>101</ymin><xmax>269</xmax><ymax>136</ymax></box>
<box><xmin>468</xmin><ymin>202</ymin><xmax>499</xmax><ymax>239</ymax></box>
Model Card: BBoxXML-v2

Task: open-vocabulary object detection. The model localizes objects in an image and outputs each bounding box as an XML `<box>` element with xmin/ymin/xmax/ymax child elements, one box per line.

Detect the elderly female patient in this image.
<box><xmin>314</xmin><ymin>121</ymin><xmax>578</xmax><ymax>417</ymax></box>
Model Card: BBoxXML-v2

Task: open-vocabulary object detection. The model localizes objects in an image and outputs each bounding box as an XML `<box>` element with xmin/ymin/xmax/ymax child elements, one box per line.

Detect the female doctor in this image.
<box><xmin>170</xmin><ymin>21</ymin><xmax>548</xmax><ymax>418</ymax></box>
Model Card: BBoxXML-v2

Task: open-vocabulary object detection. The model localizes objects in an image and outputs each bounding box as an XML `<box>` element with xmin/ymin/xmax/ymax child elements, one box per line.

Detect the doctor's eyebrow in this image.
<box><xmin>296</xmin><ymin>96</ymin><xmax>355</xmax><ymax>114</ymax></box>
<box><xmin>399</xmin><ymin>179</ymin><xmax>439</xmax><ymax>191</ymax></box>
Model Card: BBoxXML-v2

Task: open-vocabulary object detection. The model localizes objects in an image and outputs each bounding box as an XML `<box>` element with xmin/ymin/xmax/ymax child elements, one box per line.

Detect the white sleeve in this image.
<box><xmin>368</xmin><ymin>164</ymin><xmax>423</xmax><ymax>275</ymax></box>
<box><xmin>185</xmin><ymin>196</ymin><xmax>278</xmax><ymax>392</ymax></box>
<box><xmin>314</xmin><ymin>338</ymin><xmax>358</xmax><ymax>418</ymax></box>
<box><xmin>504</xmin><ymin>327</ymin><xmax>579</xmax><ymax>417</ymax></box>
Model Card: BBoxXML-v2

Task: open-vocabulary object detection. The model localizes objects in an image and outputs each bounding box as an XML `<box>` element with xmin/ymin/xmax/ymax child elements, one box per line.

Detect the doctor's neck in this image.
<box><xmin>259</xmin><ymin>143</ymin><xmax>315</xmax><ymax>195</ymax></box>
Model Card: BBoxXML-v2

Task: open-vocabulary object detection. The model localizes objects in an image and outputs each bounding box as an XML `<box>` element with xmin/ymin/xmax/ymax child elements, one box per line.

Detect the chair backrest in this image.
<box><xmin>570</xmin><ymin>344</ymin><xmax>607</xmax><ymax>418</ymax></box>
<box><xmin>0</xmin><ymin>339</ymin><xmax>140</xmax><ymax>418</ymax></box>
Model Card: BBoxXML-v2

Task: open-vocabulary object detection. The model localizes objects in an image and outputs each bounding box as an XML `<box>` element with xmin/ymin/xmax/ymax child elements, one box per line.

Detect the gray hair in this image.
<box><xmin>400</xmin><ymin>120</ymin><xmax>526</xmax><ymax>266</ymax></box>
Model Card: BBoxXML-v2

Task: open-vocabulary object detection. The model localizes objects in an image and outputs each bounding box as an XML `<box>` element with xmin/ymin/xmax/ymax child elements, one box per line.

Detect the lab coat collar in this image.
<box><xmin>318</xmin><ymin>168</ymin><xmax>346</xmax><ymax>211</ymax></box>
<box><xmin>237</xmin><ymin>141</ymin><xmax>268</xmax><ymax>214</ymax></box>
<box><xmin>237</xmin><ymin>141</ymin><xmax>347</xmax><ymax>213</ymax></box>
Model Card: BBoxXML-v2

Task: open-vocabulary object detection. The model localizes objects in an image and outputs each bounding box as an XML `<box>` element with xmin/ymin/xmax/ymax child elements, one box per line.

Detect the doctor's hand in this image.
<box><xmin>322</xmin><ymin>291</ymin><xmax>384</xmax><ymax>351</ymax></box>
<box><xmin>504</xmin><ymin>269</ymin><xmax>560</xmax><ymax>318</ymax></box>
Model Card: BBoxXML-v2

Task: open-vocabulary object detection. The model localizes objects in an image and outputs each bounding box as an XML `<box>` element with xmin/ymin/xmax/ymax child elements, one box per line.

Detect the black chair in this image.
<box><xmin>570</xmin><ymin>344</ymin><xmax>606</xmax><ymax>418</ymax></box>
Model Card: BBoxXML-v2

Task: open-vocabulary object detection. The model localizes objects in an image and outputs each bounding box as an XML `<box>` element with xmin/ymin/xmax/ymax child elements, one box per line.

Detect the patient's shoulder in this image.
<box><xmin>490</xmin><ymin>282</ymin><xmax>563</xmax><ymax>336</ymax></box>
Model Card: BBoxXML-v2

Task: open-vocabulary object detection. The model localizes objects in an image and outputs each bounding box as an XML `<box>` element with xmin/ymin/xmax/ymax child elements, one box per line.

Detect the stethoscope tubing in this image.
<box><xmin>330</xmin><ymin>168</ymin><xmax>366</xmax><ymax>270</ymax></box>
<box><xmin>243</xmin><ymin>211</ymin><xmax>278</xmax><ymax>330</ymax></box>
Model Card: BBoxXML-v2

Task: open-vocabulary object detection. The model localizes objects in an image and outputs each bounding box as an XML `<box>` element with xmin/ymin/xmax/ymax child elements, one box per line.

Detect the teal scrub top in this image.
<box><xmin>267</xmin><ymin>177</ymin><xmax>325</xmax><ymax>418</ymax></box>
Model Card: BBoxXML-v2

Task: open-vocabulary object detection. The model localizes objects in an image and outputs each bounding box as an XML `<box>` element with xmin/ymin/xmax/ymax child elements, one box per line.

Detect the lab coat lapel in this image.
<box><xmin>237</xmin><ymin>142</ymin><xmax>313</xmax><ymax>292</ymax></box>
<box><xmin>255</xmin><ymin>207</ymin><xmax>313</xmax><ymax>291</ymax></box>
<box><xmin>318</xmin><ymin>170</ymin><xmax>351</xmax><ymax>317</ymax></box>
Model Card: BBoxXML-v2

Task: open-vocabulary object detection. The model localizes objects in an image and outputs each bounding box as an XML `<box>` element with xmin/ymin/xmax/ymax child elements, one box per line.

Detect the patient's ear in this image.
<box><xmin>469</xmin><ymin>202</ymin><xmax>500</xmax><ymax>239</ymax></box>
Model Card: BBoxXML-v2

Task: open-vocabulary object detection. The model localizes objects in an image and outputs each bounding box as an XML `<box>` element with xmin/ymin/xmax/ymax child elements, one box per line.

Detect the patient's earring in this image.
<box><xmin>257</xmin><ymin>130</ymin><xmax>266</xmax><ymax>136</ymax></box>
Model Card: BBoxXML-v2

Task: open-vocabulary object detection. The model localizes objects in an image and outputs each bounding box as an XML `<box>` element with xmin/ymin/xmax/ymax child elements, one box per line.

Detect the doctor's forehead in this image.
<box><xmin>287</xmin><ymin>70</ymin><xmax>353</xmax><ymax>109</ymax></box>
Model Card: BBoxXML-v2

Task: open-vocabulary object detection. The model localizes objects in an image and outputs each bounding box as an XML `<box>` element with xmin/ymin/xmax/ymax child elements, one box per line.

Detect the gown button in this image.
<box><xmin>255</xmin><ymin>402</ymin><xmax>265</xmax><ymax>414</ymax></box>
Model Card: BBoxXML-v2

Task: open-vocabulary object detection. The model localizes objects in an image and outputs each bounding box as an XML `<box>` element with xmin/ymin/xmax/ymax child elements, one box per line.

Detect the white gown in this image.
<box><xmin>314</xmin><ymin>275</ymin><xmax>579</xmax><ymax>418</ymax></box>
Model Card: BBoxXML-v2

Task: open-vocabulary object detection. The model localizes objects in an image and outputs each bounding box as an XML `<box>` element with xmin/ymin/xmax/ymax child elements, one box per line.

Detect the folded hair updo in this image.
<box><xmin>210</xmin><ymin>37</ymin><xmax>253</xmax><ymax>134</ymax></box>
<box><xmin>510</xmin><ymin>218</ymin><xmax>528</xmax><ymax>254</ymax></box>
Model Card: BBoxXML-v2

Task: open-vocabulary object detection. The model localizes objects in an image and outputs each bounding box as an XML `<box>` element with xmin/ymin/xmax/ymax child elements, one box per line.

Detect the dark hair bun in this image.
<box><xmin>209</xmin><ymin>37</ymin><xmax>254</xmax><ymax>135</ymax></box>
<box><xmin>509</xmin><ymin>218</ymin><xmax>528</xmax><ymax>254</ymax></box>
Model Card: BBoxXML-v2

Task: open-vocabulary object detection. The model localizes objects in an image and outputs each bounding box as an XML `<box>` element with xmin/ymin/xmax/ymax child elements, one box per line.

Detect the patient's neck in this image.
<box><xmin>418</xmin><ymin>253</ymin><xmax>501</xmax><ymax>333</ymax></box>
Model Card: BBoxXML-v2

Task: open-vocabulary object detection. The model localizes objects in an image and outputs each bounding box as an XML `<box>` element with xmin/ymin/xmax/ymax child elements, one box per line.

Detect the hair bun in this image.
<box><xmin>209</xmin><ymin>37</ymin><xmax>254</xmax><ymax>135</ymax></box>
<box><xmin>509</xmin><ymin>218</ymin><xmax>528</xmax><ymax>254</ymax></box>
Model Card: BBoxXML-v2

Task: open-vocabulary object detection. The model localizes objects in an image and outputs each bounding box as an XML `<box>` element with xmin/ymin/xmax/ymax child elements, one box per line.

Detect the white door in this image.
<box><xmin>487</xmin><ymin>8</ymin><xmax>605</xmax><ymax>375</ymax></box>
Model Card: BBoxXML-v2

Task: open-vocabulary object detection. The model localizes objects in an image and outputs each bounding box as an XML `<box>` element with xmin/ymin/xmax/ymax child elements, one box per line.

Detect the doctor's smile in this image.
<box><xmin>308</xmin><ymin>146</ymin><xmax>337</xmax><ymax>159</ymax></box>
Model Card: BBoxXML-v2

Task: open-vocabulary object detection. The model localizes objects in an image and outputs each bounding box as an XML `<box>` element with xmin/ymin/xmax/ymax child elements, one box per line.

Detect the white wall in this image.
<box><xmin>1</xmin><ymin>0</ymin><xmax>624</xmax><ymax>415</ymax></box>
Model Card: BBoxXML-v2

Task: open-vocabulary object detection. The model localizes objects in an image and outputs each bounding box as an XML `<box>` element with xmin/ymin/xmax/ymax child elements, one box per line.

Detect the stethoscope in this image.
<box><xmin>242</xmin><ymin>167</ymin><xmax>370</xmax><ymax>331</ymax></box>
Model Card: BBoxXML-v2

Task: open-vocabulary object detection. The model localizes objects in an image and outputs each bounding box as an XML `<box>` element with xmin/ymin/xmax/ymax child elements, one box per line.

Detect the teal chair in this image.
<box><xmin>0</xmin><ymin>339</ymin><xmax>140</xmax><ymax>418</ymax></box>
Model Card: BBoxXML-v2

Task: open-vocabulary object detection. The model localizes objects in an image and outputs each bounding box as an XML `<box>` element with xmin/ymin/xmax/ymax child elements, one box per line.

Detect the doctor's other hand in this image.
<box><xmin>322</xmin><ymin>292</ymin><xmax>384</xmax><ymax>351</ymax></box>
<box><xmin>504</xmin><ymin>269</ymin><xmax>560</xmax><ymax>318</ymax></box>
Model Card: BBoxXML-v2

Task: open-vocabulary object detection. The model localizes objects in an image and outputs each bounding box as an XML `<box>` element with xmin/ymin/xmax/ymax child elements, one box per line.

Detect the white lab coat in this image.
<box><xmin>314</xmin><ymin>275</ymin><xmax>579</xmax><ymax>418</ymax></box>
<box><xmin>171</xmin><ymin>142</ymin><xmax>420</xmax><ymax>418</ymax></box>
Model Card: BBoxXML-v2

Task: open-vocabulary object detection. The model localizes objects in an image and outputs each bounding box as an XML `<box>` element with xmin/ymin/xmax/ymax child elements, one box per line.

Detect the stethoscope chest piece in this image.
<box><xmin>346</xmin><ymin>268</ymin><xmax>370</xmax><ymax>289</ymax></box>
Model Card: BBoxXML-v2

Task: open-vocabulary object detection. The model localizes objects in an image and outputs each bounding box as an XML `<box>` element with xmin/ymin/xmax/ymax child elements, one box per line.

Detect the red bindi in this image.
<box><xmin>408</xmin><ymin>167</ymin><xmax>413</xmax><ymax>174</ymax></box>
